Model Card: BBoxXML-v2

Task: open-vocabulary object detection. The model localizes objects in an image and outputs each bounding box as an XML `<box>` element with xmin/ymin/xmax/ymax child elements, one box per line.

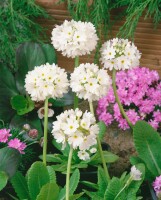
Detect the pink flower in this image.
<box><xmin>153</xmin><ymin>175</ymin><xmax>161</xmax><ymax>197</ymax></box>
<box><xmin>8</xmin><ymin>138</ymin><xmax>27</xmax><ymax>154</ymax></box>
<box><xmin>0</xmin><ymin>129</ymin><xmax>11</xmax><ymax>143</ymax></box>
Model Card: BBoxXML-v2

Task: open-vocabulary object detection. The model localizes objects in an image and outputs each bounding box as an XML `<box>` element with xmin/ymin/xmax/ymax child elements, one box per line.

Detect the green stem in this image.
<box><xmin>43</xmin><ymin>97</ymin><xmax>49</xmax><ymax>165</ymax></box>
<box><xmin>114</xmin><ymin>176</ymin><xmax>133</xmax><ymax>200</ymax></box>
<box><xmin>74</xmin><ymin>56</ymin><xmax>79</xmax><ymax>109</ymax></box>
<box><xmin>89</xmin><ymin>101</ymin><xmax>110</xmax><ymax>183</ymax></box>
<box><xmin>112</xmin><ymin>69</ymin><xmax>133</xmax><ymax>129</ymax></box>
<box><xmin>66</xmin><ymin>147</ymin><xmax>73</xmax><ymax>200</ymax></box>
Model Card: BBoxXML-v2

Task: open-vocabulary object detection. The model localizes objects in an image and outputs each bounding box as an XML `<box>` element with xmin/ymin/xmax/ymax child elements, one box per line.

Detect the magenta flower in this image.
<box><xmin>153</xmin><ymin>175</ymin><xmax>161</xmax><ymax>197</ymax></box>
<box><xmin>8</xmin><ymin>138</ymin><xmax>27</xmax><ymax>154</ymax></box>
<box><xmin>97</xmin><ymin>67</ymin><xmax>161</xmax><ymax>130</ymax></box>
<box><xmin>0</xmin><ymin>129</ymin><xmax>11</xmax><ymax>143</ymax></box>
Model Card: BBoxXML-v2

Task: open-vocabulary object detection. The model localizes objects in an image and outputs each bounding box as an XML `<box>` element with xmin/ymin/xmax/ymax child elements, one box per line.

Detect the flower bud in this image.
<box><xmin>23</xmin><ymin>124</ymin><xmax>31</xmax><ymax>131</ymax></box>
<box><xmin>28</xmin><ymin>129</ymin><xmax>38</xmax><ymax>139</ymax></box>
<box><xmin>39</xmin><ymin>137</ymin><xmax>44</xmax><ymax>147</ymax></box>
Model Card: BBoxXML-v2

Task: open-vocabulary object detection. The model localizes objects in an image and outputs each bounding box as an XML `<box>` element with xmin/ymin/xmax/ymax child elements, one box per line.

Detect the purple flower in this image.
<box><xmin>8</xmin><ymin>138</ymin><xmax>27</xmax><ymax>154</ymax></box>
<box><xmin>0</xmin><ymin>129</ymin><xmax>11</xmax><ymax>143</ymax></box>
<box><xmin>153</xmin><ymin>175</ymin><xmax>161</xmax><ymax>197</ymax></box>
<box><xmin>97</xmin><ymin>67</ymin><xmax>161</xmax><ymax>130</ymax></box>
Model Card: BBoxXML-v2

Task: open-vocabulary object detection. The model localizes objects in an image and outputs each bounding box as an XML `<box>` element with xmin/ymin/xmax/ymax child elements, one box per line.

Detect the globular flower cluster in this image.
<box><xmin>52</xmin><ymin>109</ymin><xmax>99</xmax><ymax>160</ymax></box>
<box><xmin>100</xmin><ymin>38</ymin><xmax>141</xmax><ymax>70</ymax></box>
<box><xmin>0</xmin><ymin>129</ymin><xmax>26</xmax><ymax>154</ymax></box>
<box><xmin>153</xmin><ymin>175</ymin><xmax>161</xmax><ymax>198</ymax></box>
<box><xmin>51</xmin><ymin>20</ymin><xmax>98</xmax><ymax>58</ymax></box>
<box><xmin>97</xmin><ymin>67</ymin><xmax>161</xmax><ymax>130</ymax></box>
<box><xmin>25</xmin><ymin>63</ymin><xmax>69</xmax><ymax>102</ymax></box>
<box><xmin>70</xmin><ymin>63</ymin><xmax>111</xmax><ymax>101</ymax></box>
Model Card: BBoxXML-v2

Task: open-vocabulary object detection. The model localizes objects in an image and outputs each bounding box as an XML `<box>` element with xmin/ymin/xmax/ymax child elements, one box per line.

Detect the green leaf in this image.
<box><xmin>58</xmin><ymin>169</ymin><xmax>80</xmax><ymax>200</ymax></box>
<box><xmin>39</xmin><ymin>154</ymin><xmax>66</xmax><ymax>163</ymax></box>
<box><xmin>133</xmin><ymin>120</ymin><xmax>161</xmax><ymax>177</ymax></box>
<box><xmin>69</xmin><ymin>192</ymin><xmax>84</xmax><ymax>200</ymax></box>
<box><xmin>27</xmin><ymin>161</ymin><xmax>50</xmax><ymax>200</ymax></box>
<box><xmin>15</xmin><ymin>42</ymin><xmax>57</xmax><ymax>94</ymax></box>
<box><xmin>0</xmin><ymin>147</ymin><xmax>21</xmax><ymax>178</ymax></box>
<box><xmin>84</xmin><ymin>190</ymin><xmax>104</xmax><ymax>199</ymax></box>
<box><xmin>89</xmin><ymin>151</ymin><xmax>119</xmax><ymax>165</ymax></box>
<box><xmin>0</xmin><ymin>171</ymin><xmax>8</xmax><ymax>191</ymax></box>
<box><xmin>10</xmin><ymin>171</ymin><xmax>30</xmax><ymax>200</ymax></box>
<box><xmin>47</xmin><ymin>166</ymin><xmax>56</xmax><ymax>183</ymax></box>
<box><xmin>97</xmin><ymin>167</ymin><xmax>108</xmax><ymax>197</ymax></box>
<box><xmin>0</xmin><ymin>64</ymin><xmax>18</xmax><ymax>122</ymax></box>
<box><xmin>98</xmin><ymin>121</ymin><xmax>107</xmax><ymax>140</ymax></box>
<box><xmin>81</xmin><ymin>181</ymin><xmax>98</xmax><ymax>190</ymax></box>
<box><xmin>52</xmin><ymin>140</ymin><xmax>70</xmax><ymax>157</ymax></box>
<box><xmin>36</xmin><ymin>183</ymin><xmax>59</xmax><ymax>200</ymax></box>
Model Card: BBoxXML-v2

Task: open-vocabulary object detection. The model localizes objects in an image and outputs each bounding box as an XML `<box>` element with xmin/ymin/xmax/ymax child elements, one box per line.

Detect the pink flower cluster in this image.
<box><xmin>153</xmin><ymin>175</ymin><xmax>161</xmax><ymax>197</ymax></box>
<box><xmin>0</xmin><ymin>128</ymin><xmax>26</xmax><ymax>154</ymax></box>
<box><xmin>97</xmin><ymin>67</ymin><xmax>161</xmax><ymax>130</ymax></box>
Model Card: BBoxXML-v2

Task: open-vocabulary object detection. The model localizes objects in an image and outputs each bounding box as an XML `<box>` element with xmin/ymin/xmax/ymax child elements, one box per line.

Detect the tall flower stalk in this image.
<box><xmin>89</xmin><ymin>101</ymin><xmax>111</xmax><ymax>182</ymax></box>
<box><xmin>42</xmin><ymin>97</ymin><xmax>49</xmax><ymax>165</ymax></box>
<box><xmin>74</xmin><ymin>56</ymin><xmax>79</xmax><ymax>109</ymax></box>
<box><xmin>112</xmin><ymin>69</ymin><xmax>133</xmax><ymax>128</ymax></box>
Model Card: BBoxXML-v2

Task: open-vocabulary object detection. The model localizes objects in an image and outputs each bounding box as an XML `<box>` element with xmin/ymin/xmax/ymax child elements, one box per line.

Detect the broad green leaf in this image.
<box><xmin>36</xmin><ymin>183</ymin><xmax>59</xmax><ymax>200</ymax></box>
<box><xmin>0</xmin><ymin>64</ymin><xmax>18</xmax><ymax>122</ymax></box>
<box><xmin>39</xmin><ymin>154</ymin><xmax>66</xmax><ymax>163</ymax></box>
<box><xmin>41</xmin><ymin>44</ymin><xmax>57</xmax><ymax>64</ymax></box>
<box><xmin>98</xmin><ymin>121</ymin><xmax>107</xmax><ymax>140</ymax></box>
<box><xmin>84</xmin><ymin>190</ymin><xmax>104</xmax><ymax>199</ymax></box>
<box><xmin>10</xmin><ymin>171</ymin><xmax>30</xmax><ymax>200</ymax></box>
<box><xmin>89</xmin><ymin>151</ymin><xmax>119</xmax><ymax>165</ymax></box>
<box><xmin>133</xmin><ymin>120</ymin><xmax>161</xmax><ymax>177</ymax></box>
<box><xmin>97</xmin><ymin>167</ymin><xmax>108</xmax><ymax>197</ymax></box>
<box><xmin>47</xmin><ymin>166</ymin><xmax>56</xmax><ymax>183</ymax></box>
<box><xmin>81</xmin><ymin>181</ymin><xmax>98</xmax><ymax>190</ymax></box>
<box><xmin>0</xmin><ymin>171</ymin><xmax>8</xmax><ymax>191</ymax></box>
<box><xmin>27</xmin><ymin>161</ymin><xmax>50</xmax><ymax>200</ymax></box>
<box><xmin>69</xmin><ymin>192</ymin><xmax>84</xmax><ymax>200</ymax></box>
<box><xmin>58</xmin><ymin>169</ymin><xmax>80</xmax><ymax>200</ymax></box>
<box><xmin>0</xmin><ymin>147</ymin><xmax>20</xmax><ymax>178</ymax></box>
<box><xmin>52</xmin><ymin>140</ymin><xmax>70</xmax><ymax>156</ymax></box>
<box><xmin>51</xmin><ymin>164</ymin><xmax>67</xmax><ymax>172</ymax></box>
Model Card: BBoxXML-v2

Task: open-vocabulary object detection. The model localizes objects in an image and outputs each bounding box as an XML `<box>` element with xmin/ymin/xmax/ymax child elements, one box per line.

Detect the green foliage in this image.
<box><xmin>0</xmin><ymin>171</ymin><xmax>8</xmax><ymax>191</ymax></box>
<box><xmin>47</xmin><ymin>166</ymin><xmax>57</xmax><ymax>183</ymax></box>
<box><xmin>58</xmin><ymin>169</ymin><xmax>80</xmax><ymax>200</ymax></box>
<box><xmin>36</xmin><ymin>183</ymin><xmax>59</xmax><ymax>200</ymax></box>
<box><xmin>97</xmin><ymin>121</ymin><xmax>107</xmax><ymax>140</ymax></box>
<box><xmin>0</xmin><ymin>147</ymin><xmax>21</xmax><ymax>178</ymax></box>
<box><xmin>0</xmin><ymin>0</ymin><xmax>49</xmax><ymax>71</ymax></box>
<box><xmin>69</xmin><ymin>192</ymin><xmax>84</xmax><ymax>200</ymax></box>
<box><xmin>133</xmin><ymin>120</ymin><xmax>161</xmax><ymax>177</ymax></box>
<box><xmin>10</xmin><ymin>171</ymin><xmax>30</xmax><ymax>200</ymax></box>
<box><xmin>27</xmin><ymin>161</ymin><xmax>50</xmax><ymax>200</ymax></box>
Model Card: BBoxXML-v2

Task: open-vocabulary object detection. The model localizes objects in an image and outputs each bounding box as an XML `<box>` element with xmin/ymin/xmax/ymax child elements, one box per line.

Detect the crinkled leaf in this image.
<box><xmin>0</xmin><ymin>171</ymin><xmax>8</xmax><ymax>191</ymax></box>
<box><xmin>81</xmin><ymin>181</ymin><xmax>98</xmax><ymax>190</ymax></box>
<box><xmin>10</xmin><ymin>171</ymin><xmax>30</xmax><ymax>200</ymax></box>
<box><xmin>97</xmin><ymin>167</ymin><xmax>108</xmax><ymax>197</ymax></box>
<box><xmin>27</xmin><ymin>161</ymin><xmax>50</xmax><ymax>200</ymax></box>
<box><xmin>47</xmin><ymin>166</ymin><xmax>56</xmax><ymax>183</ymax></box>
<box><xmin>98</xmin><ymin>121</ymin><xmax>107</xmax><ymax>140</ymax></box>
<box><xmin>133</xmin><ymin>120</ymin><xmax>161</xmax><ymax>177</ymax></box>
<box><xmin>36</xmin><ymin>183</ymin><xmax>59</xmax><ymax>200</ymax></box>
<box><xmin>0</xmin><ymin>147</ymin><xmax>20</xmax><ymax>178</ymax></box>
<box><xmin>69</xmin><ymin>192</ymin><xmax>84</xmax><ymax>200</ymax></box>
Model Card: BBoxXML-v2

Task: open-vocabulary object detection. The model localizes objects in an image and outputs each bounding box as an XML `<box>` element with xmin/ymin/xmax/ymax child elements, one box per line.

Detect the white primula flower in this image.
<box><xmin>130</xmin><ymin>165</ymin><xmax>142</xmax><ymax>181</ymax></box>
<box><xmin>37</xmin><ymin>107</ymin><xmax>54</xmax><ymax>119</ymax></box>
<box><xmin>100</xmin><ymin>38</ymin><xmax>141</xmax><ymax>70</ymax></box>
<box><xmin>51</xmin><ymin>20</ymin><xmax>98</xmax><ymax>58</ymax></box>
<box><xmin>25</xmin><ymin>63</ymin><xmax>69</xmax><ymax>101</ymax></box>
<box><xmin>52</xmin><ymin>108</ymin><xmax>99</xmax><ymax>160</ymax></box>
<box><xmin>90</xmin><ymin>147</ymin><xmax>97</xmax><ymax>154</ymax></box>
<box><xmin>78</xmin><ymin>150</ymin><xmax>90</xmax><ymax>160</ymax></box>
<box><xmin>70</xmin><ymin>63</ymin><xmax>111</xmax><ymax>101</ymax></box>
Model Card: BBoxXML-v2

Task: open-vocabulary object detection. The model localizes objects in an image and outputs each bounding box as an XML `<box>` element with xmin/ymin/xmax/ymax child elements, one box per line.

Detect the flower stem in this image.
<box><xmin>89</xmin><ymin>101</ymin><xmax>110</xmax><ymax>183</ymax></box>
<box><xmin>112</xmin><ymin>69</ymin><xmax>133</xmax><ymax>129</ymax></box>
<box><xmin>43</xmin><ymin>97</ymin><xmax>49</xmax><ymax>165</ymax></box>
<box><xmin>74</xmin><ymin>56</ymin><xmax>79</xmax><ymax>109</ymax></box>
<box><xmin>66</xmin><ymin>147</ymin><xmax>73</xmax><ymax>200</ymax></box>
<box><xmin>114</xmin><ymin>176</ymin><xmax>133</xmax><ymax>200</ymax></box>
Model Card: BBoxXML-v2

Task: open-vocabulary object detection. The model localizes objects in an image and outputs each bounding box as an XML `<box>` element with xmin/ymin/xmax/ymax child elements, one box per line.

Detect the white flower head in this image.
<box><xmin>37</xmin><ymin>107</ymin><xmax>54</xmax><ymax>119</ymax></box>
<box><xmin>25</xmin><ymin>63</ymin><xmax>69</xmax><ymax>101</ymax></box>
<box><xmin>78</xmin><ymin>150</ymin><xmax>90</xmax><ymax>160</ymax></box>
<box><xmin>52</xmin><ymin>108</ymin><xmax>99</xmax><ymax>159</ymax></box>
<box><xmin>100</xmin><ymin>38</ymin><xmax>141</xmax><ymax>71</ymax></box>
<box><xmin>130</xmin><ymin>165</ymin><xmax>142</xmax><ymax>181</ymax></box>
<box><xmin>70</xmin><ymin>63</ymin><xmax>111</xmax><ymax>101</ymax></box>
<box><xmin>51</xmin><ymin>20</ymin><xmax>98</xmax><ymax>58</ymax></box>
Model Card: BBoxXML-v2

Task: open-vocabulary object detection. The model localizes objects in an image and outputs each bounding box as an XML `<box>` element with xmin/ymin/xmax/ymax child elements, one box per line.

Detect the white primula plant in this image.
<box><xmin>100</xmin><ymin>38</ymin><xmax>141</xmax><ymax>70</ymax></box>
<box><xmin>51</xmin><ymin>20</ymin><xmax>98</xmax><ymax>58</ymax></box>
<box><xmin>70</xmin><ymin>63</ymin><xmax>111</xmax><ymax>101</ymax></box>
<box><xmin>52</xmin><ymin>108</ymin><xmax>99</xmax><ymax>160</ymax></box>
<box><xmin>25</xmin><ymin>63</ymin><xmax>69</xmax><ymax>101</ymax></box>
